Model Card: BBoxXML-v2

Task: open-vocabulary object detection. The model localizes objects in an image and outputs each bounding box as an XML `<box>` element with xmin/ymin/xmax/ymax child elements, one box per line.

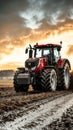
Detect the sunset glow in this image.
<box><xmin>0</xmin><ymin>0</ymin><xmax>73</xmax><ymax>70</ymax></box>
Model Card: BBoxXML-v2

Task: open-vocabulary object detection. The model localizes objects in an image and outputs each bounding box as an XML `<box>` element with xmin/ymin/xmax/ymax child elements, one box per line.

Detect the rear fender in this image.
<box><xmin>57</xmin><ymin>59</ymin><xmax>71</xmax><ymax>69</ymax></box>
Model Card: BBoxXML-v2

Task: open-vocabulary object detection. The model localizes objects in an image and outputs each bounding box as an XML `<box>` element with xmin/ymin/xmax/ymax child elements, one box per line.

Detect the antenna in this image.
<box><xmin>29</xmin><ymin>44</ymin><xmax>32</xmax><ymax>49</ymax></box>
<box><xmin>60</xmin><ymin>41</ymin><xmax>62</xmax><ymax>45</ymax></box>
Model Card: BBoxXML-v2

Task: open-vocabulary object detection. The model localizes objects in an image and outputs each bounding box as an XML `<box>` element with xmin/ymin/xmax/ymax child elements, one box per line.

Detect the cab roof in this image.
<box><xmin>34</xmin><ymin>43</ymin><xmax>61</xmax><ymax>48</ymax></box>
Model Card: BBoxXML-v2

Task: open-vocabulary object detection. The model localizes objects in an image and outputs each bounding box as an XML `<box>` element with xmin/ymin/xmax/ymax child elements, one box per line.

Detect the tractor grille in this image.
<box><xmin>17</xmin><ymin>73</ymin><xmax>30</xmax><ymax>84</ymax></box>
<box><xmin>17</xmin><ymin>78</ymin><xmax>30</xmax><ymax>84</ymax></box>
<box><xmin>25</xmin><ymin>58</ymin><xmax>38</xmax><ymax>69</ymax></box>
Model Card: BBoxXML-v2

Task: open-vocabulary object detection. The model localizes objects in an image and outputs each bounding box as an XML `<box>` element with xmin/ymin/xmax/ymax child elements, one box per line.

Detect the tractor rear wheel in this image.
<box><xmin>59</xmin><ymin>62</ymin><xmax>70</xmax><ymax>90</ymax></box>
<box><xmin>49</xmin><ymin>69</ymin><xmax>57</xmax><ymax>91</ymax></box>
<box><xmin>33</xmin><ymin>68</ymin><xmax>57</xmax><ymax>91</ymax></box>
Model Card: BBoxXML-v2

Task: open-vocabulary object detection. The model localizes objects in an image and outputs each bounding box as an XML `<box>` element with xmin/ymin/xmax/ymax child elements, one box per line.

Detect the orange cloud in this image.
<box><xmin>0</xmin><ymin>62</ymin><xmax>24</xmax><ymax>70</ymax></box>
<box><xmin>0</xmin><ymin>19</ymin><xmax>73</xmax><ymax>61</ymax></box>
<box><xmin>67</xmin><ymin>45</ymin><xmax>73</xmax><ymax>55</ymax></box>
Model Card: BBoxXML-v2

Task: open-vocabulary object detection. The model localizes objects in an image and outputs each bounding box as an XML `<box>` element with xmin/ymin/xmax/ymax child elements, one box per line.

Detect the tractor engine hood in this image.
<box><xmin>25</xmin><ymin>58</ymin><xmax>39</xmax><ymax>70</ymax></box>
<box><xmin>25</xmin><ymin>57</ymin><xmax>47</xmax><ymax>72</ymax></box>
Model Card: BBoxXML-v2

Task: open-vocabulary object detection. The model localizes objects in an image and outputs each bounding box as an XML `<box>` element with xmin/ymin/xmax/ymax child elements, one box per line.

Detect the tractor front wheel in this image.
<box><xmin>14</xmin><ymin>69</ymin><xmax>29</xmax><ymax>92</ymax></box>
<box><xmin>14</xmin><ymin>79</ymin><xmax>28</xmax><ymax>92</ymax></box>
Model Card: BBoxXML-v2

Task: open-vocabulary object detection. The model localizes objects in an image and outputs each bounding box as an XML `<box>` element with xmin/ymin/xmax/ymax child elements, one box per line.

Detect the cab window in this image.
<box><xmin>54</xmin><ymin>48</ymin><xmax>60</xmax><ymax>62</ymax></box>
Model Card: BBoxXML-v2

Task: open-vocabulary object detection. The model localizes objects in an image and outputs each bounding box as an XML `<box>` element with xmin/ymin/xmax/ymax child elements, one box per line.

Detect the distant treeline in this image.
<box><xmin>0</xmin><ymin>70</ymin><xmax>15</xmax><ymax>77</ymax></box>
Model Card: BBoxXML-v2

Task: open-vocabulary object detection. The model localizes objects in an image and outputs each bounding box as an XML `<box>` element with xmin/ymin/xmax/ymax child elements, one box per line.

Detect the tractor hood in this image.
<box><xmin>25</xmin><ymin>57</ymin><xmax>47</xmax><ymax>72</ymax></box>
<box><xmin>25</xmin><ymin>58</ymin><xmax>39</xmax><ymax>70</ymax></box>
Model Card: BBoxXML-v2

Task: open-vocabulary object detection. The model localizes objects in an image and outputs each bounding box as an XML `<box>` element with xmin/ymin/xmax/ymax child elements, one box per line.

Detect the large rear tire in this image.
<box><xmin>33</xmin><ymin>68</ymin><xmax>57</xmax><ymax>91</ymax></box>
<box><xmin>59</xmin><ymin>61</ymin><xmax>70</xmax><ymax>90</ymax></box>
<box><xmin>49</xmin><ymin>69</ymin><xmax>57</xmax><ymax>91</ymax></box>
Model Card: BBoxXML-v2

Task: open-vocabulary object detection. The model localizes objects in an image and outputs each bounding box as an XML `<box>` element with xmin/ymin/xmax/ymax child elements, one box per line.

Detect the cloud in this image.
<box><xmin>0</xmin><ymin>62</ymin><xmax>23</xmax><ymax>70</ymax></box>
<box><xmin>0</xmin><ymin>0</ymin><xmax>29</xmax><ymax>37</ymax></box>
<box><xmin>0</xmin><ymin>0</ymin><xmax>73</xmax><ymax>35</ymax></box>
<box><xmin>0</xmin><ymin>0</ymin><xmax>73</xmax><ymax>61</ymax></box>
<box><xmin>67</xmin><ymin>45</ymin><xmax>73</xmax><ymax>55</ymax></box>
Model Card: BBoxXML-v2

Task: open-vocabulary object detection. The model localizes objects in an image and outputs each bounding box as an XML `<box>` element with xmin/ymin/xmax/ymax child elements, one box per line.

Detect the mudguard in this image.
<box><xmin>57</xmin><ymin>58</ymin><xmax>71</xmax><ymax>69</ymax></box>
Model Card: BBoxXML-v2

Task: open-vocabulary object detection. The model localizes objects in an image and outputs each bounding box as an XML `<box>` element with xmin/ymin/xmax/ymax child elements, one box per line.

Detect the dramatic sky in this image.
<box><xmin>0</xmin><ymin>0</ymin><xmax>73</xmax><ymax>70</ymax></box>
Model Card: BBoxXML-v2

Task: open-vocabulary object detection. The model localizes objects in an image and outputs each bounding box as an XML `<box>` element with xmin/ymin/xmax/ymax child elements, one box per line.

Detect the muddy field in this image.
<box><xmin>0</xmin><ymin>74</ymin><xmax>73</xmax><ymax>130</ymax></box>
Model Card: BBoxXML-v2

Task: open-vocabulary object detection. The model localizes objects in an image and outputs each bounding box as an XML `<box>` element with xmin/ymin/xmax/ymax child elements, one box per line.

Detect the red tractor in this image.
<box><xmin>14</xmin><ymin>42</ymin><xmax>71</xmax><ymax>92</ymax></box>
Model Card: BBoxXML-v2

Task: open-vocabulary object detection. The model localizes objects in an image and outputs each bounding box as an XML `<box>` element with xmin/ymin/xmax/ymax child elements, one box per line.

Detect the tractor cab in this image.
<box><xmin>34</xmin><ymin>43</ymin><xmax>61</xmax><ymax>63</ymax></box>
<box><xmin>25</xmin><ymin>43</ymin><xmax>61</xmax><ymax>67</ymax></box>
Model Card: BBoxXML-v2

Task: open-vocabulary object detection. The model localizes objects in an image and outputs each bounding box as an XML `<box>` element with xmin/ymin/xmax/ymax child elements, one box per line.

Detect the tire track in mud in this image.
<box><xmin>0</xmin><ymin>91</ymin><xmax>73</xmax><ymax>130</ymax></box>
<box><xmin>0</xmin><ymin>89</ymin><xmax>72</xmax><ymax>114</ymax></box>
<box><xmin>0</xmin><ymin>88</ymin><xmax>71</xmax><ymax>114</ymax></box>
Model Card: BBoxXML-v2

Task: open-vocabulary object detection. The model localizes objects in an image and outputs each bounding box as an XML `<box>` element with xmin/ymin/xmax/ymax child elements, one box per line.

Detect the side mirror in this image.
<box><xmin>57</xmin><ymin>46</ymin><xmax>61</xmax><ymax>51</ymax></box>
<box><xmin>25</xmin><ymin>48</ymin><xmax>28</xmax><ymax>54</ymax></box>
<box><xmin>29</xmin><ymin>49</ymin><xmax>33</xmax><ymax>58</ymax></box>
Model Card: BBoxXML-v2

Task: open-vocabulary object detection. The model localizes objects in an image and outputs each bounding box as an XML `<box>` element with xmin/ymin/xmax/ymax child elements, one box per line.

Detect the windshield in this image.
<box><xmin>35</xmin><ymin>48</ymin><xmax>51</xmax><ymax>58</ymax></box>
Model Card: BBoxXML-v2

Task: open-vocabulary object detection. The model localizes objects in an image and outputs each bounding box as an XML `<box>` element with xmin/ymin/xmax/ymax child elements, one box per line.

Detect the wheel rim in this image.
<box><xmin>64</xmin><ymin>67</ymin><xmax>70</xmax><ymax>89</ymax></box>
<box><xmin>50</xmin><ymin>70</ymin><xmax>57</xmax><ymax>91</ymax></box>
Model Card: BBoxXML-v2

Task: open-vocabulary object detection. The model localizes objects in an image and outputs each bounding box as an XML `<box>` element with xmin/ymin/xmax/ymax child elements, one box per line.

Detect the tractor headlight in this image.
<box><xmin>31</xmin><ymin>66</ymin><xmax>36</xmax><ymax>70</ymax></box>
<box><xmin>25</xmin><ymin>66</ymin><xmax>36</xmax><ymax>71</ymax></box>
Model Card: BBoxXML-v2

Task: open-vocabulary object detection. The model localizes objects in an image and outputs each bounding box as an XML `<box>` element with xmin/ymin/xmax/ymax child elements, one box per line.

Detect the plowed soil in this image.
<box><xmin>0</xmin><ymin>72</ymin><xmax>73</xmax><ymax>130</ymax></box>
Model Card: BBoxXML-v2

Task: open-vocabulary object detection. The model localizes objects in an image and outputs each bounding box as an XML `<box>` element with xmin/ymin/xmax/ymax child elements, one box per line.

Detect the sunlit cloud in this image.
<box><xmin>66</xmin><ymin>45</ymin><xmax>73</xmax><ymax>56</ymax></box>
<box><xmin>0</xmin><ymin>0</ymin><xmax>73</xmax><ymax>70</ymax></box>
